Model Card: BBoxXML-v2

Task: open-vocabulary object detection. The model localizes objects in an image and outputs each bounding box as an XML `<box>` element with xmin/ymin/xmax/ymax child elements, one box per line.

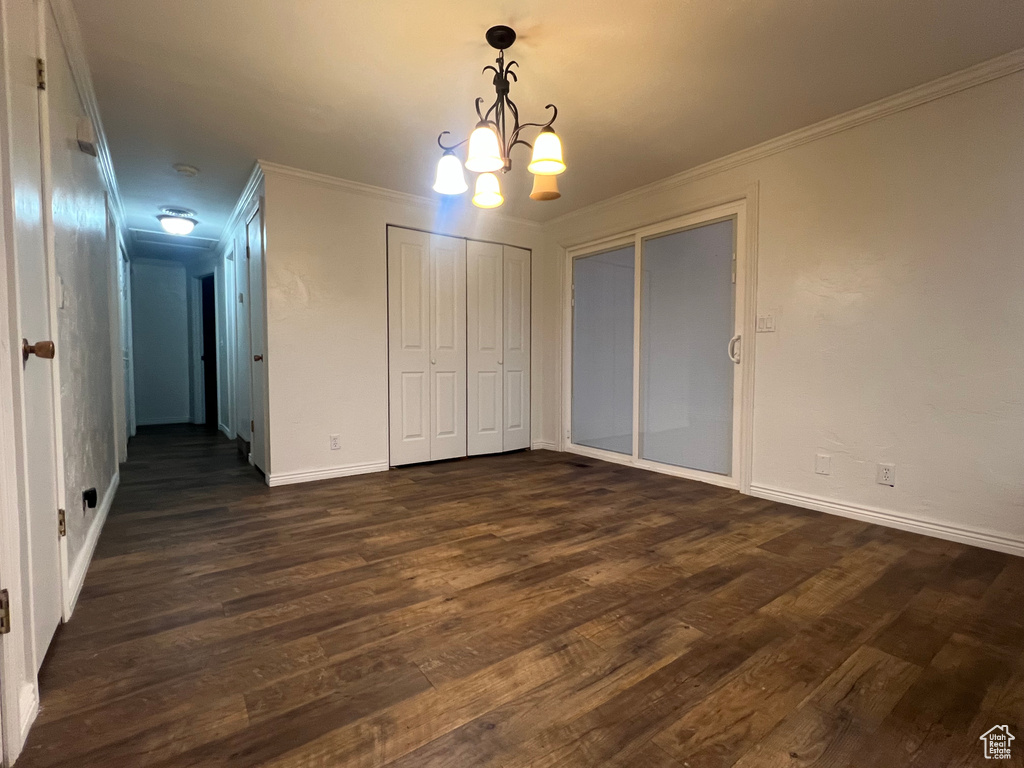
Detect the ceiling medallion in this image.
<box><xmin>433</xmin><ymin>25</ymin><xmax>565</xmax><ymax>208</ymax></box>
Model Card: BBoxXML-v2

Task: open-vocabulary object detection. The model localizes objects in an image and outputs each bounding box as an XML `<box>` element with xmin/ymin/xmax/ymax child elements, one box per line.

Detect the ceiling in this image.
<box><xmin>72</xmin><ymin>0</ymin><xmax>1024</xmax><ymax>256</ymax></box>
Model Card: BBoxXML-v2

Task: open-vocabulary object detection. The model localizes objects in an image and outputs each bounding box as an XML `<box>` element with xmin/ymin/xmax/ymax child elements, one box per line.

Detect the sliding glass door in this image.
<box><xmin>571</xmin><ymin>245</ymin><xmax>634</xmax><ymax>454</ymax></box>
<box><xmin>640</xmin><ymin>220</ymin><xmax>735</xmax><ymax>474</ymax></box>
<box><xmin>567</xmin><ymin>202</ymin><xmax>748</xmax><ymax>488</ymax></box>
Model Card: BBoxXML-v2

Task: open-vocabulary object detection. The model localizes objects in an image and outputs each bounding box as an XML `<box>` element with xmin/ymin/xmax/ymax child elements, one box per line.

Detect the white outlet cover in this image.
<box><xmin>329</xmin><ymin>434</ymin><xmax>341</xmax><ymax>450</ymax></box>
<box><xmin>876</xmin><ymin>463</ymin><xmax>896</xmax><ymax>486</ymax></box>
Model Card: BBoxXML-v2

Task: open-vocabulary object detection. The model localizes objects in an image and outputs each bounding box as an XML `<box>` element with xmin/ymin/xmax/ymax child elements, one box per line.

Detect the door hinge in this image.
<box><xmin>251</xmin><ymin>419</ymin><xmax>255</xmax><ymax>433</ymax></box>
<box><xmin>58</xmin><ymin>508</ymin><xmax>66</xmax><ymax>537</ymax></box>
<box><xmin>246</xmin><ymin>244</ymin><xmax>251</xmax><ymax>260</ymax></box>
<box><xmin>732</xmin><ymin>253</ymin><xmax>737</xmax><ymax>284</ymax></box>
<box><xmin>36</xmin><ymin>58</ymin><xmax>46</xmax><ymax>90</ymax></box>
<box><xmin>570</xmin><ymin>283</ymin><xmax>575</xmax><ymax>308</ymax></box>
<box><xmin>0</xmin><ymin>589</ymin><xmax>10</xmax><ymax>634</ymax></box>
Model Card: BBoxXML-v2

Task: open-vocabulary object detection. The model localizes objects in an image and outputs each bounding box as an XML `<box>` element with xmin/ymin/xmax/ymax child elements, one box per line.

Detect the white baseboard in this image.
<box><xmin>66</xmin><ymin>472</ymin><xmax>119</xmax><ymax>617</ymax></box>
<box><xmin>18</xmin><ymin>680</ymin><xmax>38</xmax><ymax>750</ymax></box>
<box><xmin>134</xmin><ymin>416</ymin><xmax>190</xmax><ymax>426</ymax></box>
<box><xmin>267</xmin><ymin>461</ymin><xmax>389</xmax><ymax>487</ymax></box>
<box><xmin>531</xmin><ymin>441</ymin><xmax>558</xmax><ymax>451</ymax></box>
<box><xmin>749</xmin><ymin>483</ymin><xmax>1024</xmax><ymax>557</ymax></box>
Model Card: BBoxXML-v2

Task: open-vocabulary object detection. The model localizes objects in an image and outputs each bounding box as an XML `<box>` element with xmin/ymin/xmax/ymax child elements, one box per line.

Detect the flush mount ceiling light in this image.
<box><xmin>433</xmin><ymin>25</ymin><xmax>565</xmax><ymax>208</ymax></box>
<box><xmin>158</xmin><ymin>207</ymin><xmax>198</xmax><ymax>236</ymax></box>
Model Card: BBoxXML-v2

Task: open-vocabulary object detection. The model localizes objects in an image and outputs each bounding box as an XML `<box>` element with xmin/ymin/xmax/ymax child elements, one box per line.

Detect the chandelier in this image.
<box><xmin>433</xmin><ymin>25</ymin><xmax>565</xmax><ymax>208</ymax></box>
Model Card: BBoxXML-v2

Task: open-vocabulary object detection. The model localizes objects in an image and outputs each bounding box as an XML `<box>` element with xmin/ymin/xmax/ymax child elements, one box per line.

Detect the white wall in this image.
<box><xmin>542</xmin><ymin>70</ymin><xmax>1024</xmax><ymax>553</ymax></box>
<box><xmin>131</xmin><ymin>259</ymin><xmax>191</xmax><ymax>424</ymax></box>
<box><xmin>260</xmin><ymin>165</ymin><xmax>543</xmax><ymax>483</ymax></box>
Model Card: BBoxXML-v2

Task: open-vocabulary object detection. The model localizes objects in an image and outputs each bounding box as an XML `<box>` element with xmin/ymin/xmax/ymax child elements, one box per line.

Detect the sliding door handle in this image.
<box><xmin>728</xmin><ymin>334</ymin><xmax>741</xmax><ymax>364</ymax></box>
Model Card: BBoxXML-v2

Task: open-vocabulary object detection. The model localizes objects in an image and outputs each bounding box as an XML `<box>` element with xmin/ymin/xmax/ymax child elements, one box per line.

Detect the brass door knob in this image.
<box><xmin>253</xmin><ymin>354</ymin><xmax>263</xmax><ymax>362</ymax></box>
<box><xmin>23</xmin><ymin>339</ymin><xmax>55</xmax><ymax>363</ymax></box>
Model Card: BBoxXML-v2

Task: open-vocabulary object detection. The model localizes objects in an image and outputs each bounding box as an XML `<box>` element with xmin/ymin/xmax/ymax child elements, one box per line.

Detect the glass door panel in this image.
<box><xmin>640</xmin><ymin>219</ymin><xmax>735</xmax><ymax>474</ymax></box>
<box><xmin>571</xmin><ymin>246</ymin><xmax>634</xmax><ymax>455</ymax></box>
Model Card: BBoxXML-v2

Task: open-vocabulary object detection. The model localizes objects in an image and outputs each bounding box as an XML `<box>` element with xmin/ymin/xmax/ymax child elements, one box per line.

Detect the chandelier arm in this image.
<box><xmin>437</xmin><ymin>131</ymin><xmax>468</xmax><ymax>152</ymax></box>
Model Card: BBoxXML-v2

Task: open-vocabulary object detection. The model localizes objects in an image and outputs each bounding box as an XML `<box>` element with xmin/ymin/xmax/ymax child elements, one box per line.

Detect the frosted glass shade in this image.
<box><xmin>527</xmin><ymin>128</ymin><xmax>565</xmax><ymax>175</ymax></box>
<box><xmin>530</xmin><ymin>173</ymin><xmax>561</xmax><ymax>201</ymax></box>
<box><xmin>433</xmin><ymin>152</ymin><xmax>468</xmax><ymax>194</ymax></box>
<box><xmin>472</xmin><ymin>172</ymin><xmax>503</xmax><ymax>208</ymax></box>
<box><xmin>465</xmin><ymin>123</ymin><xmax>503</xmax><ymax>172</ymax></box>
<box><xmin>158</xmin><ymin>215</ymin><xmax>197</xmax><ymax>235</ymax></box>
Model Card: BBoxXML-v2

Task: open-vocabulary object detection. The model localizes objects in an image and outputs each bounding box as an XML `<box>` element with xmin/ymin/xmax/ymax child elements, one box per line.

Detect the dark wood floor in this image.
<box><xmin>17</xmin><ymin>426</ymin><xmax>1024</xmax><ymax>767</ymax></box>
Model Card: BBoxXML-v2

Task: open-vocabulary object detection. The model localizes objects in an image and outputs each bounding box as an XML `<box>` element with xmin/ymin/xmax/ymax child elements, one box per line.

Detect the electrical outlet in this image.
<box><xmin>329</xmin><ymin>434</ymin><xmax>341</xmax><ymax>451</ymax></box>
<box><xmin>815</xmin><ymin>453</ymin><xmax>831</xmax><ymax>475</ymax></box>
<box><xmin>876</xmin><ymin>463</ymin><xmax>896</xmax><ymax>487</ymax></box>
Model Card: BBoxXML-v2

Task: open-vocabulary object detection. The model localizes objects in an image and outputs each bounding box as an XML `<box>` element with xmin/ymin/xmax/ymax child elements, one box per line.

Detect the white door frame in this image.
<box><xmin>561</xmin><ymin>191</ymin><xmax>758</xmax><ymax>493</ymax></box>
<box><xmin>245</xmin><ymin>199</ymin><xmax>269</xmax><ymax>473</ymax></box>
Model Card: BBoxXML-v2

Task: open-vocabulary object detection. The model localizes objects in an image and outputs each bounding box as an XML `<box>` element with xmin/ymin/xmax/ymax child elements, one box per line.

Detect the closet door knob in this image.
<box><xmin>253</xmin><ymin>354</ymin><xmax>264</xmax><ymax>362</ymax></box>
<box><xmin>22</xmin><ymin>339</ymin><xmax>55</xmax><ymax>363</ymax></box>
<box><xmin>430</xmin><ymin>358</ymin><xmax>436</xmax><ymax>365</ymax></box>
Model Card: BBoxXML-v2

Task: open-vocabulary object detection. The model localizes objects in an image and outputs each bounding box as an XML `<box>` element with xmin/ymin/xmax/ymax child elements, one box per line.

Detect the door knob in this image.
<box><xmin>22</xmin><ymin>339</ymin><xmax>55</xmax><ymax>363</ymax></box>
<box><xmin>253</xmin><ymin>354</ymin><xmax>263</xmax><ymax>362</ymax></box>
<box><xmin>430</xmin><ymin>358</ymin><xmax>436</xmax><ymax>365</ymax></box>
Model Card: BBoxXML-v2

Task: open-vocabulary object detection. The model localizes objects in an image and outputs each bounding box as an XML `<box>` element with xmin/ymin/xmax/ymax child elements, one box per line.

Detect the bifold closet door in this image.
<box><xmin>429</xmin><ymin>234</ymin><xmax>468</xmax><ymax>460</ymax></box>
<box><xmin>467</xmin><ymin>241</ymin><xmax>504</xmax><ymax>455</ymax></box>
<box><xmin>502</xmin><ymin>246</ymin><xmax>531</xmax><ymax>451</ymax></box>
<box><xmin>388</xmin><ymin>227</ymin><xmax>467</xmax><ymax>465</ymax></box>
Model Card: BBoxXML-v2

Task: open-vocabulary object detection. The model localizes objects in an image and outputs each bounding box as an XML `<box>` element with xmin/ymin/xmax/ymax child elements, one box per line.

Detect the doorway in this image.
<box><xmin>564</xmin><ymin>198</ymin><xmax>755</xmax><ymax>491</ymax></box>
<box><xmin>200</xmin><ymin>274</ymin><xmax>218</xmax><ymax>429</ymax></box>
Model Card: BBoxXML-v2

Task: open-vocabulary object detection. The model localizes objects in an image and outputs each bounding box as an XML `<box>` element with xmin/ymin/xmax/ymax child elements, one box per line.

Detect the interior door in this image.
<box><xmin>502</xmin><ymin>246</ymin><xmax>531</xmax><ymax>451</ymax></box>
<box><xmin>7</xmin><ymin>0</ymin><xmax>63</xmax><ymax>669</ymax></box>
<box><xmin>387</xmin><ymin>227</ymin><xmax>431</xmax><ymax>465</ymax></box>
<box><xmin>467</xmin><ymin>240</ymin><xmax>503</xmax><ymax>455</ymax></box>
<box><xmin>428</xmin><ymin>234</ymin><xmax>467</xmax><ymax>461</ymax></box>
<box><xmin>246</xmin><ymin>206</ymin><xmax>268</xmax><ymax>472</ymax></box>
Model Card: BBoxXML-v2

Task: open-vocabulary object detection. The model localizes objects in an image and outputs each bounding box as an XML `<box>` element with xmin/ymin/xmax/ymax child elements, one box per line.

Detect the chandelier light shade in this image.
<box><xmin>529</xmin><ymin>173</ymin><xmax>561</xmax><ymax>201</ymax></box>
<box><xmin>433</xmin><ymin>151</ymin><xmax>469</xmax><ymax>194</ymax></box>
<box><xmin>465</xmin><ymin>122</ymin><xmax>504</xmax><ymax>173</ymax></box>
<box><xmin>472</xmin><ymin>172</ymin><xmax>504</xmax><ymax>208</ymax></box>
<box><xmin>527</xmin><ymin>128</ymin><xmax>566</xmax><ymax>175</ymax></box>
<box><xmin>433</xmin><ymin>25</ymin><xmax>564</xmax><ymax>208</ymax></box>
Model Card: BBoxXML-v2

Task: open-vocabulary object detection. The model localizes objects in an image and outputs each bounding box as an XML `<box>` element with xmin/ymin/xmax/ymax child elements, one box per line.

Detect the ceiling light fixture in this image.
<box><xmin>434</xmin><ymin>25</ymin><xmax>565</xmax><ymax>209</ymax></box>
<box><xmin>158</xmin><ymin>207</ymin><xmax>198</xmax><ymax>236</ymax></box>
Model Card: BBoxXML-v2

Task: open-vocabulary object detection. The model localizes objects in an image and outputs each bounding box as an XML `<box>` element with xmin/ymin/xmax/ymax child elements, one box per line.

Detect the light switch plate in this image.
<box><xmin>815</xmin><ymin>453</ymin><xmax>831</xmax><ymax>475</ymax></box>
<box><xmin>756</xmin><ymin>313</ymin><xmax>776</xmax><ymax>333</ymax></box>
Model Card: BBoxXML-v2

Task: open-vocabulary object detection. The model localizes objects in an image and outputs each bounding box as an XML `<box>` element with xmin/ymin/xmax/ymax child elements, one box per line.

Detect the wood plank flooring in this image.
<box><xmin>18</xmin><ymin>425</ymin><xmax>1024</xmax><ymax>767</ymax></box>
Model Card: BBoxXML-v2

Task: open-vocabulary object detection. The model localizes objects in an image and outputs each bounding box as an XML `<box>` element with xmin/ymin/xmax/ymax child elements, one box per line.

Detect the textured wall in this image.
<box><xmin>45</xmin><ymin>5</ymin><xmax>118</xmax><ymax>577</ymax></box>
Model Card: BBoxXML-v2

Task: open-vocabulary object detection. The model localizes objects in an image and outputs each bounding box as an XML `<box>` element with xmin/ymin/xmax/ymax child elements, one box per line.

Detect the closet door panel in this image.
<box><xmin>467</xmin><ymin>241</ymin><xmax>504</xmax><ymax>455</ymax></box>
<box><xmin>503</xmin><ymin>246</ymin><xmax>531</xmax><ymax>451</ymax></box>
<box><xmin>388</xmin><ymin>227</ymin><xmax>432</xmax><ymax>465</ymax></box>
<box><xmin>429</xmin><ymin>235</ymin><xmax>467</xmax><ymax>460</ymax></box>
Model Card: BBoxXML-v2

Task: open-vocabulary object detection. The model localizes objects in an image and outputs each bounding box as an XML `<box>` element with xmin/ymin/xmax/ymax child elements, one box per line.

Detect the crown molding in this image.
<box><xmin>257</xmin><ymin>160</ymin><xmax>543</xmax><ymax>230</ymax></box>
<box><xmin>48</xmin><ymin>0</ymin><xmax>127</xmax><ymax>252</ymax></box>
<box><xmin>552</xmin><ymin>47</ymin><xmax>1024</xmax><ymax>228</ymax></box>
<box><xmin>218</xmin><ymin>162</ymin><xmax>265</xmax><ymax>256</ymax></box>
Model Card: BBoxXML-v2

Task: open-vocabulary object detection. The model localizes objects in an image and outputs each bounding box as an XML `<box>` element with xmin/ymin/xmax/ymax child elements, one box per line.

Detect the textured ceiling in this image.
<box><xmin>72</xmin><ymin>0</ymin><xmax>1024</xmax><ymax>255</ymax></box>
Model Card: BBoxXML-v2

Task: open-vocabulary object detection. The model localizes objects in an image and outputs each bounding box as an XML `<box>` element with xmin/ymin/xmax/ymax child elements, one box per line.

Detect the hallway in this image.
<box><xmin>15</xmin><ymin>428</ymin><xmax>1024</xmax><ymax>767</ymax></box>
